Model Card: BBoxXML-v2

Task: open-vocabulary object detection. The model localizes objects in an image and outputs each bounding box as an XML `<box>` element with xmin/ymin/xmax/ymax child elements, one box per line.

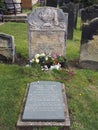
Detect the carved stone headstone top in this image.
<box><xmin>22</xmin><ymin>81</ymin><xmax>65</xmax><ymax>121</ymax></box>
<box><xmin>0</xmin><ymin>33</ymin><xmax>15</xmax><ymax>62</ymax></box>
<box><xmin>28</xmin><ymin>7</ymin><xmax>68</xmax><ymax>31</ymax></box>
<box><xmin>28</xmin><ymin>7</ymin><xmax>68</xmax><ymax>59</ymax></box>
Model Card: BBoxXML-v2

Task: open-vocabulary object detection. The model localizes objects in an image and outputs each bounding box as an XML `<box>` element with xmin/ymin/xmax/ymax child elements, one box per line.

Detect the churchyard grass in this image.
<box><xmin>0</xmin><ymin>18</ymin><xmax>98</xmax><ymax>130</ymax></box>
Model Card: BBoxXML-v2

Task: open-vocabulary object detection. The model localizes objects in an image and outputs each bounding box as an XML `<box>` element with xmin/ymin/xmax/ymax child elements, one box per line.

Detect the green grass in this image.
<box><xmin>0</xmin><ymin>18</ymin><xmax>98</xmax><ymax>130</ymax></box>
<box><xmin>0</xmin><ymin>22</ymin><xmax>28</xmax><ymax>58</ymax></box>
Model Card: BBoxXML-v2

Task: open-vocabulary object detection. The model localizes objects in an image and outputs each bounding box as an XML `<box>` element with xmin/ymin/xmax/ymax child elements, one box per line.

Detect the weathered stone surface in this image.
<box><xmin>16</xmin><ymin>81</ymin><xmax>70</xmax><ymax>130</ymax></box>
<box><xmin>0</xmin><ymin>33</ymin><xmax>15</xmax><ymax>62</ymax></box>
<box><xmin>22</xmin><ymin>81</ymin><xmax>65</xmax><ymax>121</ymax></box>
<box><xmin>28</xmin><ymin>7</ymin><xmax>68</xmax><ymax>60</ymax></box>
<box><xmin>80</xmin><ymin>18</ymin><xmax>98</xmax><ymax>70</ymax></box>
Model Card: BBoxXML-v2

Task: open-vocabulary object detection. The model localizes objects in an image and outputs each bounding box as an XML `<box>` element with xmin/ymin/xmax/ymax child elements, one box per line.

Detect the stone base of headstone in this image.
<box><xmin>80</xmin><ymin>61</ymin><xmax>98</xmax><ymax>70</ymax></box>
<box><xmin>16</xmin><ymin>81</ymin><xmax>70</xmax><ymax>130</ymax></box>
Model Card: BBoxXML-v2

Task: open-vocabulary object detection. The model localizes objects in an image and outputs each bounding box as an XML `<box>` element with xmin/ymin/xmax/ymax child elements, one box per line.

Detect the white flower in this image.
<box><xmin>45</xmin><ymin>56</ymin><xmax>48</xmax><ymax>61</ymax></box>
<box><xmin>36</xmin><ymin>58</ymin><xmax>39</xmax><ymax>63</ymax></box>
<box><xmin>25</xmin><ymin>64</ymin><xmax>30</xmax><ymax>67</ymax></box>
<box><xmin>30</xmin><ymin>58</ymin><xmax>34</xmax><ymax>63</ymax></box>
<box><xmin>50</xmin><ymin>63</ymin><xmax>61</xmax><ymax>70</ymax></box>
<box><xmin>35</xmin><ymin>54</ymin><xmax>40</xmax><ymax>59</ymax></box>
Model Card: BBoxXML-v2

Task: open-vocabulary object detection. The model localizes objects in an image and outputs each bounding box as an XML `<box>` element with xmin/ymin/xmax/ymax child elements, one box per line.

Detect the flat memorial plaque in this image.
<box><xmin>22</xmin><ymin>81</ymin><xmax>65</xmax><ymax>121</ymax></box>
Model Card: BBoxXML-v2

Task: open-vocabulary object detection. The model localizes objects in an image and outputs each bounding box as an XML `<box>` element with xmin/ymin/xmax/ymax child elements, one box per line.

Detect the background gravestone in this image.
<box><xmin>74</xmin><ymin>3</ymin><xmax>79</xmax><ymax>29</ymax></box>
<box><xmin>0</xmin><ymin>33</ymin><xmax>15</xmax><ymax>62</ymax></box>
<box><xmin>28</xmin><ymin>7</ymin><xmax>68</xmax><ymax>60</ymax></box>
<box><xmin>46</xmin><ymin>0</ymin><xmax>57</xmax><ymax>7</ymax></box>
<box><xmin>81</xmin><ymin>5</ymin><xmax>98</xmax><ymax>26</ymax></box>
<box><xmin>60</xmin><ymin>2</ymin><xmax>75</xmax><ymax>39</ymax></box>
<box><xmin>80</xmin><ymin>18</ymin><xmax>98</xmax><ymax>70</ymax></box>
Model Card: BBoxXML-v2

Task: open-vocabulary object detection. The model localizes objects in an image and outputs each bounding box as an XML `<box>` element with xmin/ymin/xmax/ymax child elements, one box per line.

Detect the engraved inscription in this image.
<box><xmin>22</xmin><ymin>81</ymin><xmax>65</xmax><ymax>121</ymax></box>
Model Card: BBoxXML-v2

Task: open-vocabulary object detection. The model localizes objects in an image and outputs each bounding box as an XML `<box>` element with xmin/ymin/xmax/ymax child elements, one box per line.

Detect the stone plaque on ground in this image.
<box><xmin>0</xmin><ymin>33</ymin><xmax>15</xmax><ymax>62</ymax></box>
<box><xmin>28</xmin><ymin>7</ymin><xmax>68</xmax><ymax>60</ymax></box>
<box><xmin>22</xmin><ymin>81</ymin><xmax>65</xmax><ymax>121</ymax></box>
<box><xmin>17</xmin><ymin>81</ymin><xmax>70</xmax><ymax>130</ymax></box>
<box><xmin>80</xmin><ymin>18</ymin><xmax>98</xmax><ymax>70</ymax></box>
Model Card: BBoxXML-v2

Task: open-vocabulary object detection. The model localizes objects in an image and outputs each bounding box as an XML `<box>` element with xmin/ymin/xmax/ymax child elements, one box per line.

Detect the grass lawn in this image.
<box><xmin>0</xmin><ymin>18</ymin><xmax>98</xmax><ymax>130</ymax></box>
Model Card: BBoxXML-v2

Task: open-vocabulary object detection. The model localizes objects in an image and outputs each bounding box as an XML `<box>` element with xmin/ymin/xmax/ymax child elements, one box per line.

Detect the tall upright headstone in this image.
<box><xmin>80</xmin><ymin>18</ymin><xmax>98</xmax><ymax>70</ymax></box>
<box><xmin>60</xmin><ymin>2</ymin><xmax>75</xmax><ymax>39</ymax></box>
<box><xmin>28</xmin><ymin>7</ymin><xmax>68</xmax><ymax>60</ymax></box>
<box><xmin>74</xmin><ymin>3</ymin><xmax>79</xmax><ymax>29</ymax></box>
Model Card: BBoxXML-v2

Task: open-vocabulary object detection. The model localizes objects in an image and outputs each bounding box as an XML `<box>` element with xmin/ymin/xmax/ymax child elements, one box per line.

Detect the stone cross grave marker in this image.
<box><xmin>28</xmin><ymin>7</ymin><xmax>68</xmax><ymax>60</ymax></box>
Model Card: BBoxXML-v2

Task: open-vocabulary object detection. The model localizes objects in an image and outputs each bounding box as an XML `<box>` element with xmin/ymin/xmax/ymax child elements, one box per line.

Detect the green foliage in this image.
<box><xmin>0</xmin><ymin>0</ymin><xmax>5</xmax><ymax>10</ymax></box>
<box><xmin>80</xmin><ymin>0</ymin><xmax>98</xmax><ymax>6</ymax></box>
<box><xmin>72</xmin><ymin>0</ymin><xmax>98</xmax><ymax>6</ymax></box>
<box><xmin>0</xmin><ymin>22</ymin><xmax>28</xmax><ymax>58</ymax></box>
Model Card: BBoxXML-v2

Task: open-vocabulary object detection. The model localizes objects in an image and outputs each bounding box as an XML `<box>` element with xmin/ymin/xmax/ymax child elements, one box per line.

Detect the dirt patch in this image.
<box><xmin>0</xmin><ymin>53</ymin><xmax>28</xmax><ymax>66</ymax></box>
<box><xmin>68</xmin><ymin>59</ymin><xmax>81</xmax><ymax>69</ymax></box>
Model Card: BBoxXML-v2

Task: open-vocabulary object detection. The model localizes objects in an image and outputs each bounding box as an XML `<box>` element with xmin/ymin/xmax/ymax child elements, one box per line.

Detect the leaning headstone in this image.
<box><xmin>28</xmin><ymin>7</ymin><xmax>68</xmax><ymax>60</ymax></box>
<box><xmin>81</xmin><ymin>5</ymin><xmax>98</xmax><ymax>26</ymax></box>
<box><xmin>80</xmin><ymin>18</ymin><xmax>98</xmax><ymax>70</ymax></box>
<box><xmin>60</xmin><ymin>2</ymin><xmax>75</xmax><ymax>39</ymax></box>
<box><xmin>0</xmin><ymin>33</ymin><xmax>15</xmax><ymax>62</ymax></box>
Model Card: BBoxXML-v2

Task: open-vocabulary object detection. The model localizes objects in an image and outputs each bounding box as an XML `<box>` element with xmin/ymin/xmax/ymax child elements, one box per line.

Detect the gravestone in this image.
<box><xmin>17</xmin><ymin>81</ymin><xmax>70</xmax><ymax>130</ymax></box>
<box><xmin>81</xmin><ymin>5</ymin><xmax>98</xmax><ymax>26</ymax></box>
<box><xmin>39</xmin><ymin>0</ymin><xmax>46</xmax><ymax>6</ymax></box>
<box><xmin>28</xmin><ymin>7</ymin><xmax>68</xmax><ymax>60</ymax></box>
<box><xmin>46</xmin><ymin>0</ymin><xmax>57</xmax><ymax>7</ymax></box>
<box><xmin>58</xmin><ymin>0</ymin><xmax>72</xmax><ymax>7</ymax></box>
<box><xmin>22</xmin><ymin>81</ymin><xmax>65</xmax><ymax>121</ymax></box>
<box><xmin>60</xmin><ymin>2</ymin><xmax>75</xmax><ymax>39</ymax></box>
<box><xmin>74</xmin><ymin>3</ymin><xmax>79</xmax><ymax>29</ymax></box>
<box><xmin>0</xmin><ymin>33</ymin><xmax>15</xmax><ymax>62</ymax></box>
<box><xmin>80</xmin><ymin>18</ymin><xmax>98</xmax><ymax>70</ymax></box>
